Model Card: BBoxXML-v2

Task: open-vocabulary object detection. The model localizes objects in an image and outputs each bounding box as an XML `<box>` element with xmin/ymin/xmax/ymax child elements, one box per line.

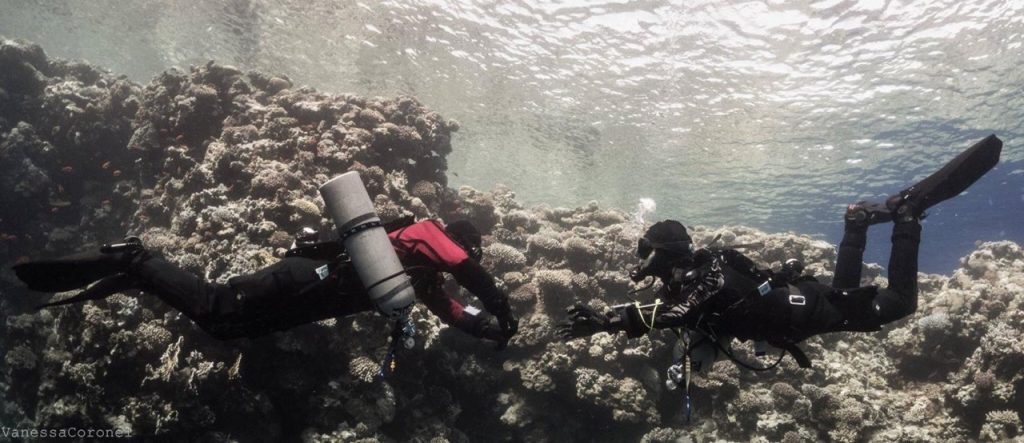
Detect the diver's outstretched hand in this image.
<box><xmin>497</xmin><ymin>312</ymin><xmax>519</xmax><ymax>346</ymax></box>
<box><xmin>480</xmin><ymin>313</ymin><xmax>519</xmax><ymax>350</ymax></box>
<box><xmin>556</xmin><ymin>304</ymin><xmax>612</xmax><ymax>340</ymax></box>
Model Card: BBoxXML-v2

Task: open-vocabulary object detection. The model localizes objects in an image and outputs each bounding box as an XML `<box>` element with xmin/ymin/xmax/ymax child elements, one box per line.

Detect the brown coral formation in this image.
<box><xmin>1</xmin><ymin>37</ymin><xmax>1022</xmax><ymax>442</ymax></box>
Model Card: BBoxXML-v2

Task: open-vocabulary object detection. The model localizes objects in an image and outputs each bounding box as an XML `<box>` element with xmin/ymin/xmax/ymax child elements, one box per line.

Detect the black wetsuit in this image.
<box><xmin>134</xmin><ymin>255</ymin><xmax>371</xmax><ymax>340</ymax></box>
<box><xmin>124</xmin><ymin>220</ymin><xmax>510</xmax><ymax>340</ymax></box>
<box><xmin>622</xmin><ymin>220</ymin><xmax>921</xmax><ymax>350</ymax></box>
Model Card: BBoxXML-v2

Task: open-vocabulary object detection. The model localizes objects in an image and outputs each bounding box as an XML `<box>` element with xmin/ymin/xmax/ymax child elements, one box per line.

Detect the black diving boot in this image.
<box><xmin>884</xmin><ymin>134</ymin><xmax>1002</xmax><ymax>223</ymax></box>
<box><xmin>12</xmin><ymin>236</ymin><xmax>149</xmax><ymax>293</ymax></box>
<box><xmin>844</xmin><ymin>201</ymin><xmax>893</xmax><ymax>227</ymax></box>
<box><xmin>886</xmin><ymin>193</ymin><xmax>927</xmax><ymax>224</ymax></box>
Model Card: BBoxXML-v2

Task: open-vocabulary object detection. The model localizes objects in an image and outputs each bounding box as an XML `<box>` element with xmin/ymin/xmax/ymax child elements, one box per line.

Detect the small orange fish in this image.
<box><xmin>61</xmin><ymin>166</ymin><xmax>74</xmax><ymax>174</ymax></box>
<box><xmin>113</xmin><ymin>170</ymin><xmax>122</xmax><ymax>177</ymax></box>
<box><xmin>175</xmin><ymin>134</ymin><xmax>185</xmax><ymax>142</ymax></box>
<box><xmin>101</xmin><ymin>161</ymin><xmax>111</xmax><ymax>170</ymax></box>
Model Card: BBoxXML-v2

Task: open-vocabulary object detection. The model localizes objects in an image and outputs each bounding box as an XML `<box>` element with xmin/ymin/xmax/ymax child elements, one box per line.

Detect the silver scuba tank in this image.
<box><xmin>318</xmin><ymin>171</ymin><xmax>415</xmax><ymax>319</ymax></box>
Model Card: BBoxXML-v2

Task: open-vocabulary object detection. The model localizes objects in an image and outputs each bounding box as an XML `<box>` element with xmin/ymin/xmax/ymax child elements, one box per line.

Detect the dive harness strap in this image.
<box><xmin>284</xmin><ymin>240</ymin><xmax>346</xmax><ymax>260</ymax></box>
<box><xmin>696</xmin><ymin>312</ymin><xmax>794</xmax><ymax>371</ymax></box>
<box><xmin>705</xmin><ymin>327</ymin><xmax>809</xmax><ymax>370</ymax></box>
<box><xmin>774</xmin><ymin>340</ymin><xmax>812</xmax><ymax>368</ymax></box>
<box><xmin>707</xmin><ymin>283</ymin><xmax>814</xmax><ymax>369</ymax></box>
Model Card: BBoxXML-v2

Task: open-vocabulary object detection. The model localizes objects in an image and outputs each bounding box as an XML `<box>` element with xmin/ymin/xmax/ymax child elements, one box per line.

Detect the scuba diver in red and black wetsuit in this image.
<box><xmin>557</xmin><ymin>135</ymin><xmax>1001</xmax><ymax>371</ymax></box>
<box><xmin>13</xmin><ymin>219</ymin><xmax>519</xmax><ymax>347</ymax></box>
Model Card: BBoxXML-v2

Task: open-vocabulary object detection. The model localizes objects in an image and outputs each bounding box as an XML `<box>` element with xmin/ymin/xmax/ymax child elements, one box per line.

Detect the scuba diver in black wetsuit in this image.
<box><xmin>15</xmin><ymin>170</ymin><xmax>519</xmax><ymax>353</ymax></box>
<box><xmin>13</xmin><ymin>218</ymin><xmax>519</xmax><ymax>347</ymax></box>
<box><xmin>557</xmin><ymin>135</ymin><xmax>1003</xmax><ymax>371</ymax></box>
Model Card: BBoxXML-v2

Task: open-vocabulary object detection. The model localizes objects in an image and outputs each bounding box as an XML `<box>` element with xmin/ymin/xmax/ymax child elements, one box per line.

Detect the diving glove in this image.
<box><xmin>478</xmin><ymin>313</ymin><xmax>518</xmax><ymax>350</ymax></box>
<box><xmin>556</xmin><ymin>304</ymin><xmax>616</xmax><ymax>340</ymax></box>
<box><xmin>498</xmin><ymin>312</ymin><xmax>519</xmax><ymax>340</ymax></box>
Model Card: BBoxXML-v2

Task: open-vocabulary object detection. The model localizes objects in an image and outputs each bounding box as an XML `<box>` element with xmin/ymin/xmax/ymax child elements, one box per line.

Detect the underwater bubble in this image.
<box><xmin>633</xmin><ymin>198</ymin><xmax>657</xmax><ymax>226</ymax></box>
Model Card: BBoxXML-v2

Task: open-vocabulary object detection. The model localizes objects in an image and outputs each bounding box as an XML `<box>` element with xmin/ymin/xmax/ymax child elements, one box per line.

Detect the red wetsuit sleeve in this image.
<box><xmin>389</xmin><ymin>219</ymin><xmax>505</xmax><ymax>333</ymax></box>
<box><xmin>450</xmin><ymin>259</ymin><xmax>511</xmax><ymax>317</ymax></box>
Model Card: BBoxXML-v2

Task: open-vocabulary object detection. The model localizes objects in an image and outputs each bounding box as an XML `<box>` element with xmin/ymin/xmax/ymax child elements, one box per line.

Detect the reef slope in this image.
<box><xmin>1</xmin><ymin>38</ymin><xmax>1021</xmax><ymax>442</ymax></box>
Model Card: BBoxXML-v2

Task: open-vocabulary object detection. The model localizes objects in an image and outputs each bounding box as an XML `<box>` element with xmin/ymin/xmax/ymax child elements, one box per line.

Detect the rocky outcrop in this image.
<box><xmin>1</xmin><ymin>37</ymin><xmax>1021</xmax><ymax>442</ymax></box>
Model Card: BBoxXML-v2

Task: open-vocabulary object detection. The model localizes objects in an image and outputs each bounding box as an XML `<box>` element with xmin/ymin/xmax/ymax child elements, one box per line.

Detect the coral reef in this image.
<box><xmin>2</xmin><ymin>37</ymin><xmax>1023</xmax><ymax>442</ymax></box>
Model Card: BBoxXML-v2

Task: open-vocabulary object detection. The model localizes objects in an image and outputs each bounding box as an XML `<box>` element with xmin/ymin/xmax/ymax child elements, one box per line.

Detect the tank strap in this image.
<box><xmin>369</xmin><ymin>279</ymin><xmax>414</xmax><ymax>307</ymax></box>
<box><xmin>338</xmin><ymin>215</ymin><xmax>382</xmax><ymax>240</ymax></box>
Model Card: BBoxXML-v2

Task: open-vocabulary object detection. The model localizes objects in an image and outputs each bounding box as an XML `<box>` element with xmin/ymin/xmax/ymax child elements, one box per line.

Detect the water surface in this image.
<box><xmin>2</xmin><ymin>0</ymin><xmax>1021</xmax><ymax>272</ymax></box>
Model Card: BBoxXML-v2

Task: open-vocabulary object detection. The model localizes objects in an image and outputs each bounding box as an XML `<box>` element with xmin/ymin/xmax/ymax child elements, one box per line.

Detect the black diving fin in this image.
<box><xmin>13</xmin><ymin>251</ymin><xmax>131</xmax><ymax>292</ymax></box>
<box><xmin>12</xmin><ymin>237</ymin><xmax>146</xmax><ymax>293</ymax></box>
<box><xmin>889</xmin><ymin>134</ymin><xmax>1002</xmax><ymax>213</ymax></box>
<box><xmin>36</xmin><ymin>273</ymin><xmax>139</xmax><ymax>309</ymax></box>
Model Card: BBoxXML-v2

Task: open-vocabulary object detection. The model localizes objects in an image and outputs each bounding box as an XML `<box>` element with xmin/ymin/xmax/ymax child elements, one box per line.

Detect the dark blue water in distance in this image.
<box><xmin>2</xmin><ymin>0</ymin><xmax>1021</xmax><ymax>274</ymax></box>
<box><xmin>823</xmin><ymin>164</ymin><xmax>1022</xmax><ymax>274</ymax></box>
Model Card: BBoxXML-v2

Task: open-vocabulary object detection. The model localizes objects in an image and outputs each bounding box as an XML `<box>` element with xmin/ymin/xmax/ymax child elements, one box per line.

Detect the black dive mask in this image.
<box><xmin>636</xmin><ymin>237</ymin><xmax>654</xmax><ymax>260</ymax></box>
<box><xmin>630</xmin><ymin>248</ymin><xmax>695</xmax><ymax>282</ymax></box>
<box><xmin>631</xmin><ymin>235</ymin><xmax>696</xmax><ymax>282</ymax></box>
<box><xmin>466</xmin><ymin>243</ymin><xmax>483</xmax><ymax>262</ymax></box>
<box><xmin>457</xmin><ymin>235</ymin><xmax>483</xmax><ymax>262</ymax></box>
<box><xmin>630</xmin><ymin>250</ymin><xmax>660</xmax><ymax>282</ymax></box>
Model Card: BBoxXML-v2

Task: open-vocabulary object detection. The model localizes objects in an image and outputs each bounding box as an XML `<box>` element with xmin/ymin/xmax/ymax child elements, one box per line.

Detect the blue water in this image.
<box><xmin>2</xmin><ymin>0</ymin><xmax>1022</xmax><ymax>273</ymax></box>
<box><xmin>821</xmin><ymin>164</ymin><xmax>1022</xmax><ymax>274</ymax></box>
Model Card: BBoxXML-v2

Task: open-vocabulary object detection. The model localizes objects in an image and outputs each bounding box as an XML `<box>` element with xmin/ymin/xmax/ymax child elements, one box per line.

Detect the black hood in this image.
<box><xmin>631</xmin><ymin>220</ymin><xmax>694</xmax><ymax>282</ymax></box>
<box><xmin>445</xmin><ymin>220</ymin><xmax>483</xmax><ymax>261</ymax></box>
<box><xmin>637</xmin><ymin>220</ymin><xmax>693</xmax><ymax>258</ymax></box>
